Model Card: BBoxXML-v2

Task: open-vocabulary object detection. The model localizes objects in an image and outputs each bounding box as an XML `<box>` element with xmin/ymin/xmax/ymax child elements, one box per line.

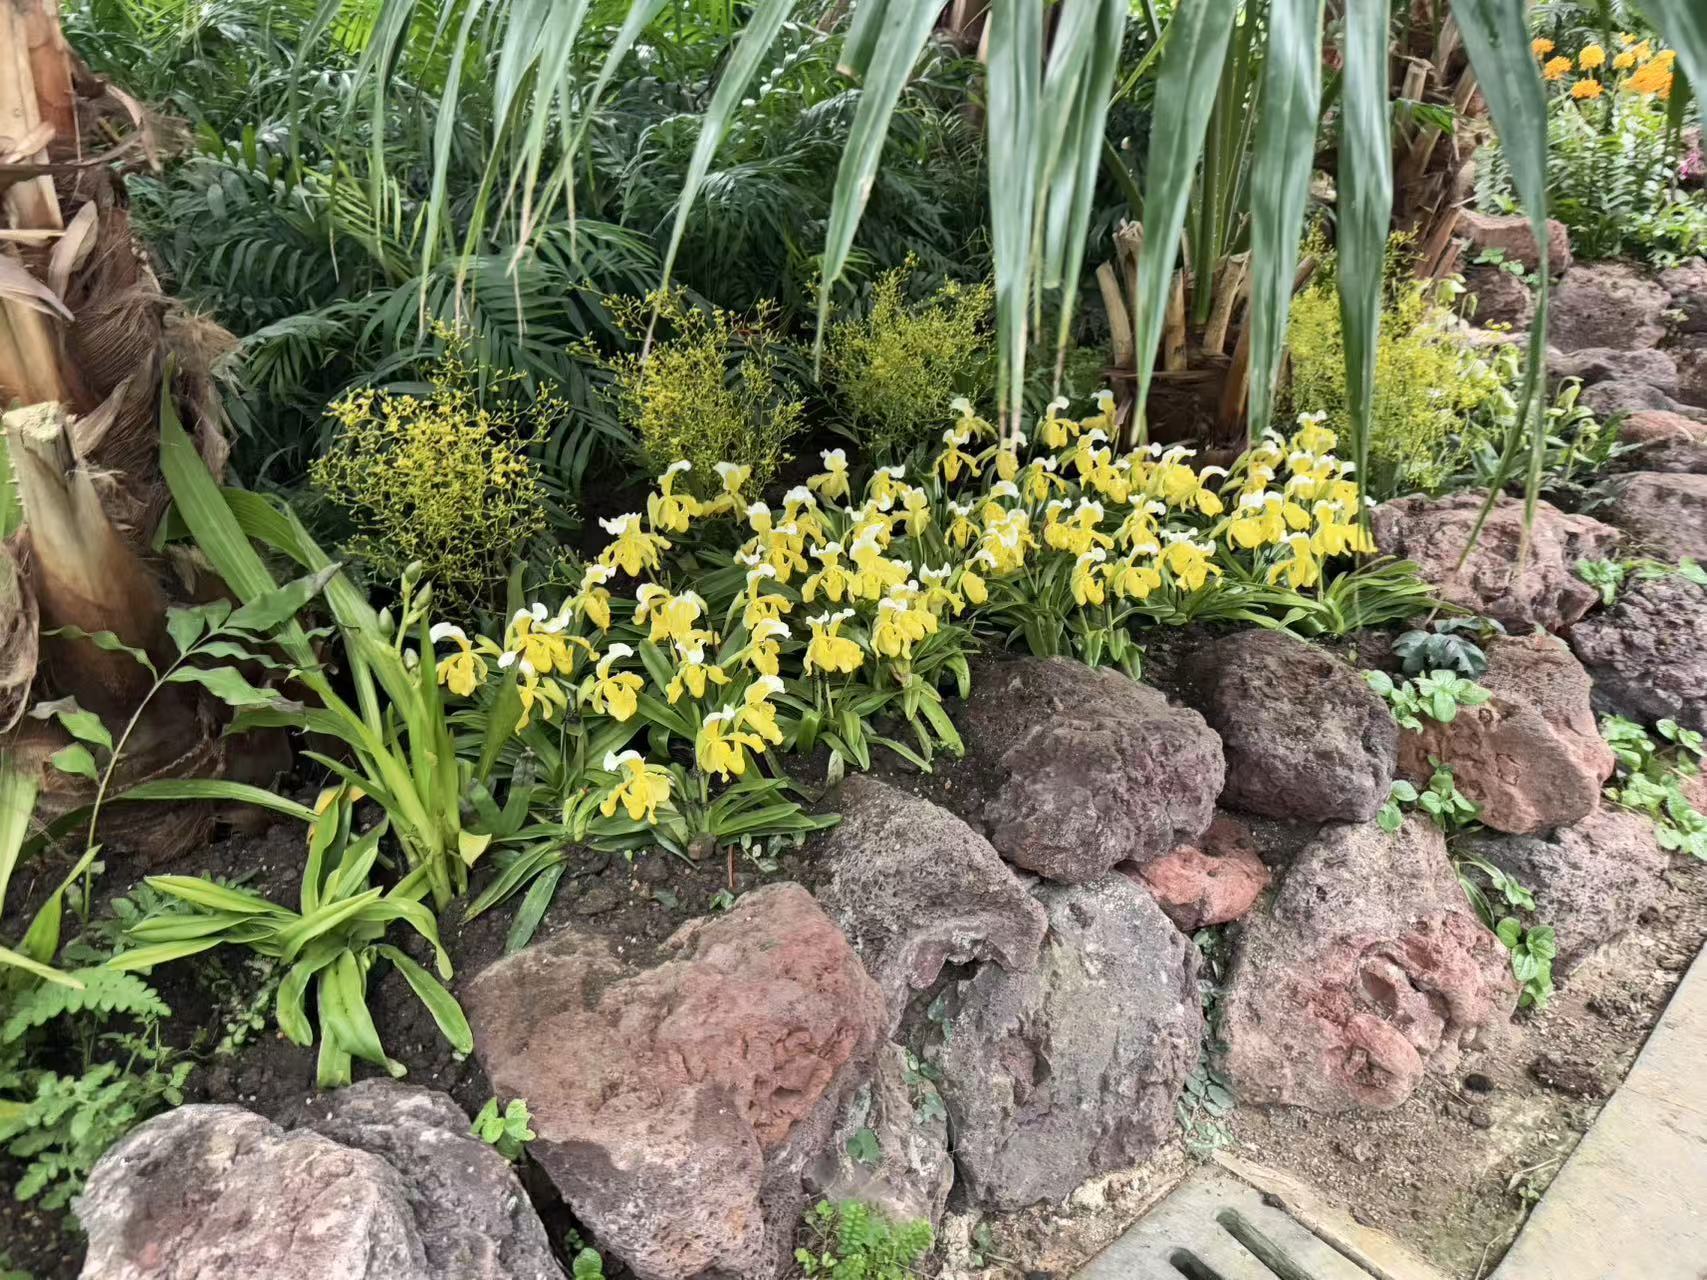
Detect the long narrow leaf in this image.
<box><xmin>986</xmin><ymin>0</ymin><xmax>1043</xmax><ymax>432</ymax></box>
<box><xmin>116</xmin><ymin>779</ymin><xmax>318</xmax><ymax>824</ymax></box>
<box><xmin>1337</xmin><ymin>0</ymin><xmax>1393</xmax><ymax>511</ymax></box>
<box><xmin>1645</xmin><ymin>1</ymin><xmax>1706</xmax><ymax>133</ymax></box>
<box><xmin>1246</xmin><ymin>0</ymin><xmax>1325</xmax><ymax>440</ymax></box>
<box><xmin>1130</xmin><ymin>0</ymin><xmax>1241</xmax><ymax>437</ymax></box>
<box><xmin>0</xmin><ymin>759</ymin><xmax>37</xmax><ymax>909</ymax></box>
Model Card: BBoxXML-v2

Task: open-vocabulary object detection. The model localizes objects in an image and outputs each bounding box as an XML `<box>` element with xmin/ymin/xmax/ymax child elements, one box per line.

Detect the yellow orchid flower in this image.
<box><xmin>513</xmin><ymin>664</ymin><xmax>570</xmax><ymax>730</ymax></box>
<box><xmin>847</xmin><ymin>533</ymin><xmax>911</xmax><ymax>600</ymax></box>
<box><xmin>897</xmin><ymin>486</ymin><xmax>933</xmax><ymax>537</ymax></box>
<box><xmin>1039</xmin><ymin>396</ymin><xmax>1076</xmax><ymax>450</ymax></box>
<box><xmin>1071</xmin><ymin>549</ymin><xmax>1108</xmax><ymax>607</ymax></box>
<box><xmin>780</xmin><ymin>486</ymin><xmax>827</xmax><ymax>544</ymax></box>
<box><xmin>743</xmin><ymin>617</ymin><xmax>790</xmax><ymax>677</ymax></box>
<box><xmin>917</xmin><ymin>565</ymin><xmax>964</xmax><ymax>617</ymax></box>
<box><xmin>1268</xmin><ymin>531</ymin><xmax>1322</xmax><ymax>590</ymax></box>
<box><xmin>868</xmin><ymin>465</ymin><xmax>908</xmax><ymax>511</ymax></box>
<box><xmin>504</xmin><ymin>605</ymin><xmax>583</xmax><ymax>676</ymax></box>
<box><xmin>582</xmin><ymin>644</ymin><xmax>644</xmax><ymax>721</ymax></box>
<box><xmin>598</xmin><ymin>513</ymin><xmax>670</xmax><ymax>577</ymax></box>
<box><xmin>572</xmin><ymin>563</ymin><xmax>615</xmax><ymax>631</ymax></box>
<box><xmin>700</xmin><ymin>461</ymin><xmax>754</xmax><ymax>519</ymax></box>
<box><xmin>600</xmin><ymin>750</ymin><xmax>672</xmax><ymax>824</ymax></box>
<box><xmin>989</xmin><ymin>434</ymin><xmax>1025</xmax><ymax>483</ymax></box>
<box><xmin>871</xmin><ymin>591</ymin><xmax>937</xmax><ymax>660</ymax></box>
<box><xmin>739</xmin><ymin>675</ymin><xmax>786</xmax><ymax>746</ymax></box>
<box><xmin>1161</xmin><ymin>534</ymin><xmax>1222</xmax><ymax>592</ymax></box>
<box><xmin>957</xmin><ymin>565</ymin><xmax>988</xmax><ymax>606</ymax></box>
<box><xmin>1079</xmin><ymin>389</ymin><xmax>1116</xmax><ymax>439</ymax></box>
<box><xmin>804</xmin><ymin>608</ymin><xmax>864</xmax><ymax>675</ymax></box>
<box><xmin>665</xmin><ymin>640</ymin><xmax>731</xmax><ymax>704</ymax></box>
<box><xmin>949</xmin><ymin>396</ymin><xmax>997</xmax><ymax>441</ymax></box>
<box><xmin>646</xmin><ymin>460</ymin><xmax>703</xmax><ymax>534</ymax></box>
<box><xmin>1115</xmin><ymin>500</ymin><xmax>1166</xmax><ymax>551</ymax></box>
<box><xmin>1226</xmin><ymin>492</ymin><xmax>1285</xmax><ymax>550</ymax></box>
<box><xmin>803</xmin><ymin>542</ymin><xmax>854</xmax><ymax>603</ymax></box>
<box><xmin>1290</xmin><ymin>412</ymin><xmax>1338</xmax><ymax>458</ymax></box>
<box><xmin>1107</xmin><ymin>556</ymin><xmax>1162</xmax><ymax>600</ymax></box>
<box><xmin>741</xmin><ymin>565</ymin><xmax>793</xmax><ymax>631</ymax></box>
<box><xmin>935</xmin><ymin>425</ymin><xmax>982</xmax><ymax>484</ymax></box>
<box><xmin>635</xmin><ymin>585</ymin><xmax>710</xmax><ymax>647</ymax></box>
<box><xmin>807</xmin><ymin>448</ymin><xmax>852</xmax><ymax>502</ymax></box>
<box><xmin>944</xmin><ymin>502</ymin><xmax>980</xmax><ymax>551</ymax></box>
<box><xmin>696</xmin><ymin>706</ymin><xmax>766</xmax><ymax>780</ymax></box>
<box><xmin>429</xmin><ymin>623</ymin><xmax>488</xmax><ymax>697</ymax></box>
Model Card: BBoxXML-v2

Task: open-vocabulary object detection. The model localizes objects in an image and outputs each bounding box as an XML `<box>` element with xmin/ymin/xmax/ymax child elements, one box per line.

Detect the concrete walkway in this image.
<box><xmin>1492</xmin><ymin>946</ymin><xmax>1707</xmax><ymax>1280</ymax></box>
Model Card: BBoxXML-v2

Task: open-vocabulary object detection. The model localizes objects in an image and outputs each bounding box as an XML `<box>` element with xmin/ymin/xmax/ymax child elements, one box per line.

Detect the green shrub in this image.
<box><xmin>606</xmin><ymin>290</ymin><xmax>804</xmax><ymax>494</ymax></box>
<box><xmin>310</xmin><ymin>335</ymin><xmax>554</xmax><ymax>611</ymax></box>
<box><xmin>1284</xmin><ymin>235</ymin><xmax>1501</xmax><ymax>498</ymax></box>
<box><xmin>796</xmin><ymin>1200</ymin><xmax>934</xmax><ymax>1279</ymax></box>
<box><xmin>824</xmin><ymin>267</ymin><xmax>994</xmax><ymax>459</ymax></box>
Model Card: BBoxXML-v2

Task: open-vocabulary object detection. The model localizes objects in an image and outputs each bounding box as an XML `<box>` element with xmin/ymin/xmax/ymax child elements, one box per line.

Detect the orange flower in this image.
<box><xmin>1542</xmin><ymin>55</ymin><xmax>1573</xmax><ymax>81</ymax></box>
<box><xmin>1625</xmin><ymin>59</ymin><xmax>1673</xmax><ymax>95</ymax></box>
<box><xmin>1579</xmin><ymin>44</ymin><xmax>1607</xmax><ymax>70</ymax></box>
<box><xmin>1571</xmin><ymin>78</ymin><xmax>1604</xmax><ymax>100</ymax></box>
<box><xmin>1613</xmin><ymin>49</ymin><xmax>1637</xmax><ymax>70</ymax></box>
<box><xmin>1532</xmin><ymin>37</ymin><xmax>1555</xmax><ymax>58</ymax></box>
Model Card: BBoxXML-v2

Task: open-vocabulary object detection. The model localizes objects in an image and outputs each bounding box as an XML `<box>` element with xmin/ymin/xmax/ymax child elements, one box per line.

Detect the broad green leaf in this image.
<box><xmin>273</xmin><ymin>888</ymin><xmax>384</xmax><ymax>962</ymax></box>
<box><xmin>375</xmin><ymin>943</ymin><xmax>474</xmax><ymax>1054</ymax></box>
<box><xmin>103</xmin><ymin>937</ymin><xmax>226</xmax><ymax>972</ymax></box>
<box><xmin>277</xmin><ymin>942</ymin><xmax>343</xmax><ymax>1046</ymax></box>
<box><xmin>48</xmin><ymin>744</ymin><xmax>98</xmax><ymax>781</ymax></box>
<box><xmin>319</xmin><ymin>950</ymin><xmax>403</xmax><ymax>1076</ymax></box>
<box><xmin>43</xmin><ymin>624</ymin><xmax>155</xmax><ymax>675</ymax></box>
<box><xmin>1246</xmin><ymin>0</ymin><xmax>1325</xmax><ymax>439</ymax></box>
<box><xmin>145</xmin><ymin>875</ymin><xmax>287</xmax><ymax>916</ymax></box>
<box><xmin>1130</xmin><ymin>0</ymin><xmax>1240</xmax><ymax>435</ymax></box>
<box><xmin>224</xmin><ymin>564</ymin><xmax>341</xmax><ymax>636</ymax></box>
<box><xmin>28</xmin><ymin>696</ymin><xmax>114</xmax><ymax>752</ymax></box>
<box><xmin>1337</xmin><ymin>0</ymin><xmax>1393</xmax><ymax>502</ymax></box>
<box><xmin>165</xmin><ymin>665</ymin><xmax>286</xmax><ymax>709</ymax></box>
<box><xmin>117</xmin><ymin>779</ymin><xmax>318</xmax><ymax>824</ymax></box>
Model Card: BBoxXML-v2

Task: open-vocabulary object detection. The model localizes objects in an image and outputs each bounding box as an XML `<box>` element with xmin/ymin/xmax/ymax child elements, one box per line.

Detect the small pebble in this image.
<box><xmin>1469</xmin><ymin>1105</ymin><xmax>1494</xmax><ymax>1130</ymax></box>
<box><xmin>1463</xmin><ymin>1072</ymin><xmax>1495</xmax><ymax>1094</ymax></box>
<box><xmin>573</xmin><ymin>884</ymin><xmax>622</xmax><ymax>916</ymax></box>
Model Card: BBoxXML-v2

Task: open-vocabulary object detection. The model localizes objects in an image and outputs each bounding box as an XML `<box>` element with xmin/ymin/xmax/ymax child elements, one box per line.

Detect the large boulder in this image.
<box><xmin>1219</xmin><ymin>817</ymin><xmax>1516</xmax><ymax>1113</ymax></box>
<box><xmin>1186</xmin><ymin>629</ymin><xmax>1396</xmax><ymax>823</ymax></box>
<box><xmin>77</xmin><ymin>1084</ymin><xmax>562</xmax><ymax>1280</ymax></box>
<box><xmin>1548</xmin><ymin>263</ymin><xmax>1670</xmax><ymax>352</ymax></box>
<box><xmin>1458</xmin><ymin>809</ymin><xmax>1668</xmax><ymax>977</ymax></box>
<box><xmin>1603</xmin><ymin>472</ymin><xmax>1707</xmax><ymax>563</ymax></box>
<box><xmin>954</xmin><ymin>657</ymin><xmax>1224</xmax><ymax>882</ymax></box>
<box><xmin>1672</xmin><ymin>339</ymin><xmax>1707</xmax><ymax>407</ymax></box>
<box><xmin>1614</xmin><ymin>410</ymin><xmax>1707</xmax><ymax>475</ymax></box>
<box><xmin>1569</xmin><ymin>575</ymin><xmax>1707</xmax><ymax>732</ymax></box>
<box><xmin>1371</xmin><ymin>492</ymin><xmax>1620</xmax><ymax>632</ymax></box>
<box><xmin>805</xmin><ymin>1044</ymin><xmax>952</xmax><ymax>1229</ymax></box>
<box><xmin>462</xmin><ymin>884</ymin><xmax>887</xmax><ymax>1280</ymax></box>
<box><xmin>1398</xmin><ymin>633</ymin><xmax>1614</xmax><ymax>835</ymax></box>
<box><xmin>1581</xmin><ymin>379</ymin><xmax>1704</xmax><ymax>423</ymax></box>
<box><xmin>1659</xmin><ymin>258</ymin><xmax>1707</xmax><ymax>334</ymax></box>
<box><xmin>1550</xmin><ymin>346</ymin><xmax>1678</xmax><ymax>394</ymax></box>
<box><xmin>813</xmin><ymin>775</ymin><xmax>1045</xmax><ymax>1033</ymax></box>
<box><xmin>931</xmin><ymin>875</ymin><xmax>1200</xmax><ymax>1210</ymax></box>
<box><xmin>1127</xmin><ymin>813</ymin><xmax>1271</xmax><ymax>931</ymax></box>
<box><xmin>1460</xmin><ymin>210</ymin><xmax>1572</xmax><ymax>274</ymax></box>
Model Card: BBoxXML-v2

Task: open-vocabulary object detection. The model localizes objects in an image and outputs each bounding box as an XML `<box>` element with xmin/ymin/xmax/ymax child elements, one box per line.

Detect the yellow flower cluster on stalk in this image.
<box><xmin>1537</xmin><ymin>31</ymin><xmax>1676</xmax><ymax>100</ymax></box>
<box><xmin>422</xmin><ymin>398</ymin><xmax>1377</xmax><ymax>830</ymax></box>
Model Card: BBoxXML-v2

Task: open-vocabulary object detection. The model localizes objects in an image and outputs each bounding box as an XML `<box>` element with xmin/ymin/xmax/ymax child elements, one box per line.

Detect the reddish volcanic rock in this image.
<box><xmin>1130</xmin><ymin>815</ymin><xmax>1271</xmax><ymax>930</ymax></box>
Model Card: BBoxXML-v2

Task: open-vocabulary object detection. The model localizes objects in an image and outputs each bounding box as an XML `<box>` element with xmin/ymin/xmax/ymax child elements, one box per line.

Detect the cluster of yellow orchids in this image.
<box><xmin>425</xmin><ymin>396</ymin><xmax>1376</xmax><ymax>826</ymax></box>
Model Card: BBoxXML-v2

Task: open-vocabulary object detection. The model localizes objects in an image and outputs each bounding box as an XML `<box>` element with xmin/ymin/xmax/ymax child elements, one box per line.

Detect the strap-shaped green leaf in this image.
<box><xmin>1337</xmin><ymin>0</ymin><xmax>1393</xmax><ymax>500</ymax></box>
<box><xmin>1644</xmin><ymin>0</ymin><xmax>1706</xmax><ymax>132</ymax></box>
<box><xmin>1130</xmin><ymin>0</ymin><xmax>1241</xmax><ymax>435</ymax></box>
<box><xmin>986</xmin><ymin>0</ymin><xmax>1043</xmax><ymax>430</ymax></box>
<box><xmin>1247</xmin><ymin>0</ymin><xmax>1325</xmax><ymax>440</ymax></box>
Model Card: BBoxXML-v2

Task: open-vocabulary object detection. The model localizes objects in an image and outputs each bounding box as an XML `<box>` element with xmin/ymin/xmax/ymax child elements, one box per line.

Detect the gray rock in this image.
<box><xmin>1549</xmin><ymin>264</ymin><xmax>1671</xmax><ymax>352</ymax></box>
<box><xmin>1569</xmin><ymin>574</ymin><xmax>1707</xmax><ymax>732</ymax></box>
<box><xmin>1459</xmin><ymin>809</ymin><xmax>1668</xmax><ymax>977</ymax></box>
<box><xmin>1219</xmin><ymin>817</ymin><xmax>1516</xmax><ymax>1113</ymax></box>
<box><xmin>1580</xmin><ymin>379</ymin><xmax>1694</xmax><ymax>423</ymax></box>
<box><xmin>934</xmin><ymin>875</ymin><xmax>1200</xmax><ymax>1210</ymax></box>
<box><xmin>955</xmin><ymin>657</ymin><xmax>1224</xmax><ymax>882</ymax></box>
<box><xmin>1372</xmin><ymin>492</ymin><xmax>1620</xmax><ymax>632</ymax></box>
<box><xmin>1187</xmin><ymin>629</ymin><xmax>1396</xmax><ymax>823</ymax></box>
<box><xmin>1673</xmin><ymin>340</ymin><xmax>1707</xmax><ymax>408</ymax></box>
<box><xmin>806</xmin><ymin>1044</ymin><xmax>952</xmax><ymax>1228</ymax></box>
<box><xmin>1604</xmin><ymin>471</ymin><xmax>1707</xmax><ymax>563</ymax></box>
<box><xmin>463</xmin><ymin>884</ymin><xmax>887</xmax><ymax>1280</ymax></box>
<box><xmin>1550</xmin><ymin>347</ymin><xmax>1678</xmax><ymax>393</ymax></box>
<box><xmin>814</xmin><ymin>775</ymin><xmax>1046</xmax><ymax>1034</ymax></box>
<box><xmin>1659</xmin><ymin>258</ymin><xmax>1707</xmax><ymax>334</ymax></box>
<box><xmin>77</xmin><ymin>1085</ymin><xmax>562</xmax><ymax>1280</ymax></box>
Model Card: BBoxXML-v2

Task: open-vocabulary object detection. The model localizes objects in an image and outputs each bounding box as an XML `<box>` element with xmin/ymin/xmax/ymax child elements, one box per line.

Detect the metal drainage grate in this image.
<box><xmin>1072</xmin><ymin>1167</ymin><xmax>1444</xmax><ymax>1280</ymax></box>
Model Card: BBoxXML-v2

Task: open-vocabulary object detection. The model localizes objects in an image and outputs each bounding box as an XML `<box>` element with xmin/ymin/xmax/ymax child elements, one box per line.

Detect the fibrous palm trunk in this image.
<box><xmin>0</xmin><ymin>0</ymin><xmax>247</xmax><ymax>858</ymax></box>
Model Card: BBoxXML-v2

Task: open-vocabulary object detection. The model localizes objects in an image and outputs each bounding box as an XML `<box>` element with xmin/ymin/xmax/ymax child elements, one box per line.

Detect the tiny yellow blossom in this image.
<box><xmin>1542</xmin><ymin>54</ymin><xmax>1572</xmax><ymax>80</ymax></box>
<box><xmin>1578</xmin><ymin>43</ymin><xmax>1606</xmax><ymax>70</ymax></box>
<box><xmin>1571</xmin><ymin>77</ymin><xmax>1604</xmax><ymax>99</ymax></box>
<box><xmin>1532</xmin><ymin>37</ymin><xmax>1554</xmax><ymax>58</ymax></box>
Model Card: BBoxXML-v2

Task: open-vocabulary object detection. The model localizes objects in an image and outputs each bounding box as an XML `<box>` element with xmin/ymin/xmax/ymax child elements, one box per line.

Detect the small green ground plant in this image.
<box><xmin>1602</xmin><ymin>715</ymin><xmax>1707</xmax><ymax>859</ymax></box>
<box><xmin>1576</xmin><ymin>556</ymin><xmax>1707</xmax><ymax>607</ymax></box>
<box><xmin>796</xmin><ymin>1200</ymin><xmax>933</xmax><ymax>1279</ymax></box>
<box><xmin>1364</xmin><ymin>668</ymin><xmax>1492</xmax><ymax>731</ymax></box>
<box><xmin>1392</xmin><ymin>619</ymin><xmax>1496</xmax><ymax>679</ymax></box>
<box><xmin>1456</xmin><ymin>855</ymin><xmax>1556</xmax><ymax>1009</ymax></box>
<box><xmin>471</xmin><ymin>1096</ymin><xmax>535</xmax><ymax>1160</ymax></box>
<box><xmin>1380</xmin><ymin>762</ymin><xmax>1481</xmax><ymax>835</ymax></box>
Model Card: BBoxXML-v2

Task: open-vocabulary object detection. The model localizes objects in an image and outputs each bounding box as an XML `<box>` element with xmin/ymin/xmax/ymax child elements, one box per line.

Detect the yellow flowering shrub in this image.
<box><xmin>605</xmin><ymin>289</ymin><xmax>804</xmax><ymax>495</ymax></box>
<box><xmin>823</xmin><ymin>266</ymin><xmax>995</xmax><ymax>459</ymax></box>
<box><xmin>1284</xmin><ymin>236</ymin><xmax>1500</xmax><ymax>497</ymax></box>
<box><xmin>310</xmin><ymin>339</ymin><xmax>553</xmax><ymax>611</ymax></box>
<box><xmin>423</xmin><ymin>393</ymin><xmax>1423</xmax><ymax>863</ymax></box>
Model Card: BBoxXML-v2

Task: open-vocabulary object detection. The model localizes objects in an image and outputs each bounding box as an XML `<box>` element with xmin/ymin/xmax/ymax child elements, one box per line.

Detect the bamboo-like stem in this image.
<box><xmin>1202</xmin><ymin>252</ymin><xmax>1250</xmax><ymax>357</ymax></box>
<box><xmin>1097</xmin><ymin>261</ymin><xmax>1135</xmax><ymax>372</ymax></box>
<box><xmin>1163</xmin><ymin>269</ymin><xmax>1189</xmax><ymax>372</ymax></box>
